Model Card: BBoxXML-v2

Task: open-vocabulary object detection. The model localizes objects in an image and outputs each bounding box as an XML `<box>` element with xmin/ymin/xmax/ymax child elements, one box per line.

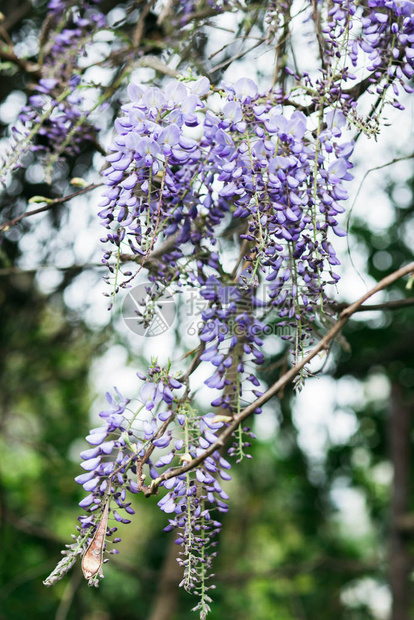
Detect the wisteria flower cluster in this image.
<box><xmin>73</xmin><ymin>71</ymin><xmax>357</xmax><ymax>609</ymax></box>
<box><xmin>43</xmin><ymin>366</ymin><xmax>231</xmax><ymax>614</ymax></box>
<box><xmin>314</xmin><ymin>0</ymin><xmax>414</xmax><ymax>120</ymax></box>
<box><xmin>11</xmin><ymin>1</ymin><xmax>412</xmax><ymax>617</ymax></box>
<box><xmin>1</xmin><ymin>0</ymin><xmax>106</xmax><ymax>183</ymax></box>
<box><xmin>99</xmin><ymin>74</ymin><xmax>352</xmax><ymax>366</ymax></box>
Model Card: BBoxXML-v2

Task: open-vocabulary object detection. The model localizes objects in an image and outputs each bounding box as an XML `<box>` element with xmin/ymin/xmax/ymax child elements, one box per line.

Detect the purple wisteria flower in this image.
<box><xmin>158</xmin><ymin>411</ymin><xmax>231</xmax><ymax>614</ymax></box>
<box><xmin>322</xmin><ymin>0</ymin><xmax>414</xmax><ymax>114</ymax></box>
<box><xmin>100</xmin><ymin>75</ymin><xmax>353</xmax><ymax>357</ymax></box>
<box><xmin>2</xmin><ymin>1</ymin><xmax>106</xmax><ymax>182</ymax></box>
<box><xmin>42</xmin><ymin>2</ymin><xmax>414</xmax><ymax>612</ymax></box>
<box><xmin>44</xmin><ymin>367</ymin><xmax>185</xmax><ymax>587</ymax></box>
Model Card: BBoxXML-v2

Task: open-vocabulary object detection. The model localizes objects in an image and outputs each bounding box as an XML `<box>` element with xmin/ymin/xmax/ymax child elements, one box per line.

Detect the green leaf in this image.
<box><xmin>28</xmin><ymin>195</ymin><xmax>53</xmax><ymax>205</ymax></box>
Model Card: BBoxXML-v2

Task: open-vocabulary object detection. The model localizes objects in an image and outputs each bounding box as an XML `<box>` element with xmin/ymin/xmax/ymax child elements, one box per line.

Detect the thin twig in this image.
<box><xmin>0</xmin><ymin>183</ymin><xmax>102</xmax><ymax>232</ymax></box>
<box><xmin>1</xmin><ymin>1</ymin><xmax>31</xmax><ymax>32</ymax></box>
<box><xmin>345</xmin><ymin>153</ymin><xmax>414</xmax><ymax>288</ymax></box>
<box><xmin>210</xmin><ymin>38</ymin><xmax>265</xmax><ymax>74</ymax></box>
<box><xmin>132</xmin><ymin>0</ymin><xmax>157</xmax><ymax>49</ymax></box>
<box><xmin>0</xmin><ymin>47</ymin><xmax>41</xmax><ymax>77</ymax></box>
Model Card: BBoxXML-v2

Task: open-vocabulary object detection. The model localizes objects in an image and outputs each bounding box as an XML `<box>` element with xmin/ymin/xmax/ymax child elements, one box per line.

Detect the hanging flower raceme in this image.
<box><xmin>1</xmin><ymin>1</ymin><xmax>106</xmax><ymax>183</ymax></box>
<box><xmin>196</xmin><ymin>277</ymin><xmax>266</xmax><ymax>415</ymax></box>
<box><xmin>101</xmin><ymin>75</ymin><xmax>355</xmax><ymax>360</ymax></box>
<box><xmin>43</xmin><ymin>367</ymin><xmax>186</xmax><ymax>587</ymax></box>
<box><xmin>43</xmin><ymin>388</ymin><xmax>133</xmax><ymax>587</ymax></box>
<box><xmin>317</xmin><ymin>0</ymin><xmax>414</xmax><ymax>117</ymax></box>
<box><xmin>43</xmin><ymin>367</ymin><xmax>234</xmax><ymax>615</ymax></box>
<box><xmin>16</xmin><ymin>76</ymin><xmax>98</xmax><ymax>158</ymax></box>
<box><xmin>99</xmin><ymin>76</ymin><xmax>211</xmax><ymax>267</ymax></box>
<box><xmin>158</xmin><ymin>408</ymin><xmax>231</xmax><ymax>616</ymax></box>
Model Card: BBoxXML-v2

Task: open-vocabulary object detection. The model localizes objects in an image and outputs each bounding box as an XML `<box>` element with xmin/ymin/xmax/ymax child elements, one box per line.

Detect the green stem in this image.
<box><xmin>184</xmin><ymin>411</ymin><xmax>194</xmax><ymax>589</ymax></box>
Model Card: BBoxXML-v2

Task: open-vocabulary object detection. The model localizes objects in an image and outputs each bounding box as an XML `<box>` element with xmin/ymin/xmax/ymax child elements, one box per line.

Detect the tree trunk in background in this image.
<box><xmin>148</xmin><ymin>536</ymin><xmax>182</xmax><ymax>620</ymax></box>
<box><xmin>389</xmin><ymin>382</ymin><xmax>412</xmax><ymax>620</ymax></box>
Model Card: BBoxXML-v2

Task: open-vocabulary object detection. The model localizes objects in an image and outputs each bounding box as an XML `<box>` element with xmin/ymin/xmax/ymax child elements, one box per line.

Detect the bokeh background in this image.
<box><xmin>1</xmin><ymin>1</ymin><xmax>414</xmax><ymax>619</ymax></box>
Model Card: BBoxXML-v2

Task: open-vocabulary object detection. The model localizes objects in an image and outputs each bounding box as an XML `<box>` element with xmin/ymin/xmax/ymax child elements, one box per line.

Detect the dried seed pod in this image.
<box><xmin>81</xmin><ymin>501</ymin><xmax>110</xmax><ymax>582</ymax></box>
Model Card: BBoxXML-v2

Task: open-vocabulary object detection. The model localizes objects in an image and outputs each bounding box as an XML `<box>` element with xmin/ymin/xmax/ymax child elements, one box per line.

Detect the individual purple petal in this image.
<box><xmin>153</xmin><ymin>436</ymin><xmax>171</xmax><ymax>448</ymax></box>
<box><xmin>142</xmin><ymin>87</ymin><xmax>165</xmax><ymax>108</ymax></box>
<box><xmin>38</xmin><ymin>78</ymin><xmax>59</xmax><ymax>92</ymax></box>
<box><xmin>162</xmin><ymin>385</ymin><xmax>174</xmax><ymax>404</ymax></box>
<box><xmin>164</xmin><ymin>80</ymin><xmax>188</xmax><ymax>103</ymax></box>
<box><xmin>158</xmin><ymin>494</ymin><xmax>176</xmax><ymax>513</ymax></box>
<box><xmin>80</xmin><ymin>446</ymin><xmax>100</xmax><ymax>460</ymax></box>
<box><xmin>82</xmin><ymin>477</ymin><xmax>100</xmax><ymax>492</ymax></box>
<box><xmin>220</xmin><ymin>470</ymin><xmax>232</xmax><ymax>481</ymax></box>
<box><xmin>181</xmin><ymin>94</ymin><xmax>199</xmax><ymax>115</ymax></box>
<box><xmin>325</xmin><ymin>109</ymin><xmax>346</xmax><ymax>132</ymax></box>
<box><xmin>222</xmin><ymin>101</ymin><xmax>243</xmax><ymax>123</ymax></box>
<box><xmin>329</xmin><ymin>157</ymin><xmax>348</xmax><ymax>179</ymax></box>
<box><xmin>136</xmin><ymin>137</ymin><xmax>161</xmax><ymax>157</ymax></box>
<box><xmin>75</xmin><ymin>471</ymin><xmax>95</xmax><ymax>484</ymax></box>
<box><xmin>159</xmin><ymin>124</ymin><xmax>181</xmax><ymax>146</ymax></box>
<box><xmin>169</xmin><ymin>378</ymin><xmax>182</xmax><ymax>389</ymax></box>
<box><xmin>333</xmin><ymin>225</ymin><xmax>347</xmax><ymax>237</ymax></box>
<box><xmin>191</xmin><ymin>76</ymin><xmax>210</xmax><ymax>95</ymax></box>
<box><xmin>204</xmin><ymin>431</ymin><xmax>218</xmax><ymax>444</ymax></box>
<box><xmin>124</xmin><ymin>132</ymin><xmax>140</xmax><ymax>150</ymax></box>
<box><xmin>85</xmin><ymin>431</ymin><xmax>107</xmax><ymax>445</ymax></box>
<box><xmin>127</xmin><ymin>82</ymin><xmax>144</xmax><ymax>101</ymax></box>
<box><xmin>234</xmin><ymin>77</ymin><xmax>258</xmax><ymax>102</ymax></box>
<box><xmin>155</xmin><ymin>453</ymin><xmax>174</xmax><ymax>467</ymax></box>
<box><xmin>287</xmin><ymin>111</ymin><xmax>306</xmax><ymax>140</ymax></box>
<box><xmin>178</xmin><ymin>136</ymin><xmax>197</xmax><ymax>150</ymax></box>
<box><xmin>80</xmin><ymin>456</ymin><xmax>101</xmax><ymax>471</ymax></box>
<box><xmin>113</xmin><ymin>510</ymin><xmax>123</xmax><ymax>522</ymax></box>
<box><xmin>79</xmin><ymin>495</ymin><xmax>96</xmax><ymax>508</ymax></box>
<box><xmin>205</xmin><ymin>371</ymin><xmax>225</xmax><ymax>389</ymax></box>
<box><xmin>140</xmin><ymin>382</ymin><xmax>162</xmax><ymax>409</ymax></box>
<box><xmin>101</xmin><ymin>441</ymin><xmax>114</xmax><ymax>454</ymax></box>
<box><xmin>122</xmin><ymin>174</ymin><xmax>137</xmax><ymax>190</ymax></box>
<box><xmin>265</xmin><ymin>111</ymin><xmax>286</xmax><ymax>133</ymax></box>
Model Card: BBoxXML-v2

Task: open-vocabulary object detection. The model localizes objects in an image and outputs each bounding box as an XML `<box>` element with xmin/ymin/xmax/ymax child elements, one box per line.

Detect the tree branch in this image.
<box><xmin>144</xmin><ymin>262</ymin><xmax>414</xmax><ymax>496</ymax></box>
<box><xmin>331</xmin><ymin>297</ymin><xmax>414</xmax><ymax>313</ymax></box>
<box><xmin>0</xmin><ymin>47</ymin><xmax>41</xmax><ymax>77</ymax></box>
<box><xmin>0</xmin><ymin>183</ymin><xmax>102</xmax><ymax>232</ymax></box>
<box><xmin>132</xmin><ymin>0</ymin><xmax>157</xmax><ymax>49</ymax></box>
<box><xmin>1</xmin><ymin>2</ymin><xmax>31</xmax><ymax>32</ymax></box>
